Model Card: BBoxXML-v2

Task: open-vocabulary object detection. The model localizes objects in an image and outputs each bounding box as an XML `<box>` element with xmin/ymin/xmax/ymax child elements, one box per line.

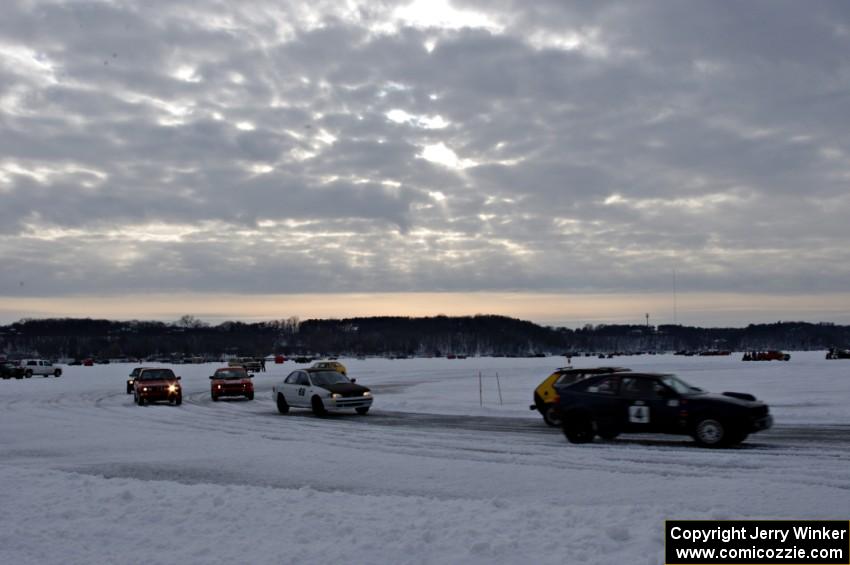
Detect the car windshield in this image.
<box><xmin>138</xmin><ymin>369</ymin><xmax>175</xmax><ymax>380</ymax></box>
<box><xmin>215</xmin><ymin>369</ymin><xmax>247</xmax><ymax>379</ymax></box>
<box><xmin>309</xmin><ymin>370</ymin><xmax>350</xmax><ymax>386</ymax></box>
<box><xmin>659</xmin><ymin>374</ymin><xmax>700</xmax><ymax>395</ymax></box>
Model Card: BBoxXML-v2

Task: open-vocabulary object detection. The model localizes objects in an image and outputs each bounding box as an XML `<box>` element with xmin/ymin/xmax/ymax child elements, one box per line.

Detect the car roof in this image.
<box><xmin>557</xmin><ymin>366</ymin><xmax>630</xmax><ymax>374</ymax></box>
<box><xmin>587</xmin><ymin>372</ymin><xmax>672</xmax><ymax>379</ymax></box>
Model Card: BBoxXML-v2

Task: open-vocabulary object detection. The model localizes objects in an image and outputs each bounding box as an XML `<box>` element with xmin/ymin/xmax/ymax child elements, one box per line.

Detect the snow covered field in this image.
<box><xmin>1</xmin><ymin>352</ymin><xmax>848</xmax><ymax>564</ymax></box>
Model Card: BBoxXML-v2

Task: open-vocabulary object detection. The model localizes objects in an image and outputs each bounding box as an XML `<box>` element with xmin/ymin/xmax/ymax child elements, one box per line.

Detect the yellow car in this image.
<box><xmin>530</xmin><ymin>367</ymin><xmax>630</xmax><ymax>426</ymax></box>
<box><xmin>310</xmin><ymin>360</ymin><xmax>347</xmax><ymax>375</ymax></box>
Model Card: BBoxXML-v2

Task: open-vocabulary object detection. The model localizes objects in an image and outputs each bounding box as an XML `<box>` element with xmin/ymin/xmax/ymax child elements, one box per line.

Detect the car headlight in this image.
<box><xmin>168</xmin><ymin>384</ymin><xmax>177</xmax><ymax>393</ymax></box>
<box><xmin>142</xmin><ymin>387</ymin><xmax>148</xmax><ymax>392</ymax></box>
<box><xmin>363</xmin><ymin>391</ymin><xmax>371</xmax><ymax>397</ymax></box>
<box><xmin>331</xmin><ymin>393</ymin><xmax>342</xmax><ymax>399</ymax></box>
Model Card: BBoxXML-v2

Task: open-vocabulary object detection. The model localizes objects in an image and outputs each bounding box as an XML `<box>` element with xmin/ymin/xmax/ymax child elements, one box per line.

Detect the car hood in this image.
<box><xmin>689</xmin><ymin>392</ymin><xmax>763</xmax><ymax>408</ymax></box>
<box><xmin>316</xmin><ymin>383</ymin><xmax>369</xmax><ymax>396</ymax></box>
<box><xmin>137</xmin><ymin>379</ymin><xmax>179</xmax><ymax>386</ymax></box>
<box><xmin>213</xmin><ymin>378</ymin><xmax>252</xmax><ymax>385</ymax></box>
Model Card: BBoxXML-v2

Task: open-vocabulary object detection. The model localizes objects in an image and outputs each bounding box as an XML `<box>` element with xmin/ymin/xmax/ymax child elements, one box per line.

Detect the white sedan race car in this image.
<box><xmin>272</xmin><ymin>368</ymin><xmax>373</xmax><ymax>416</ymax></box>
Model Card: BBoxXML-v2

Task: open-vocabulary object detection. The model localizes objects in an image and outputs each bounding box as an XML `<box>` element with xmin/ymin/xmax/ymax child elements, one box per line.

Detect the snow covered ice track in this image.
<box><xmin>1</xmin><ymin>354</ymin><xmax>848</xmax><ymax>565</ymax></box>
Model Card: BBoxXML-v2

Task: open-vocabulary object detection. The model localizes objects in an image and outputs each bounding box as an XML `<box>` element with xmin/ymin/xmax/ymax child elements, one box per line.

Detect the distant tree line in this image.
<box><xmin>1</xmin><ymin>316</ymin><xmax>848</xmax><ymax>360</ymax></box>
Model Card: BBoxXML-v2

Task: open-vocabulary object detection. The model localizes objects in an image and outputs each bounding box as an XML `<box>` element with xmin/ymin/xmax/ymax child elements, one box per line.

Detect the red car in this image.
<box><xmin>134</xmin><ymin>368</ymin><xmax>182</xmax><ymax>406</ymax></box>
<box><xmin>210</xmin><ymin>367</ymin><xmax>254</xmax><ymax>401</ymax></box>
<box><xmin>742</xmin><ymin>350</ymin><xmax>791</xmax><ymax>361</ymax></box>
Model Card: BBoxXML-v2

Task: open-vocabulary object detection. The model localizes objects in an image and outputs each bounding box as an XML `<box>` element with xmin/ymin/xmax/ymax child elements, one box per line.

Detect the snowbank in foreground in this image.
<box><xmin>0</xmin><ymin>352</ymin><xmax>847</xmax><ymax>564</ymax></box>
<box><xmin>0</xmin><ymin>465</ymin><xmax>667</xmax><ymax>565</ymax></box>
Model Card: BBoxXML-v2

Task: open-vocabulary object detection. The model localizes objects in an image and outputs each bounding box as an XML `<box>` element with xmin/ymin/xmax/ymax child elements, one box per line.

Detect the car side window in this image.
<box><xmin>555</xmin><ymin>372</ymin><xmax>581</xmax><ymax>386</ymax></box>
<box><xmin>580</xmin><ymin>376</ymin><xmax>620</xmax><ymax>395</ymax></box>
<box><xmin>284</xmin><ymin>372</ymin><xmax>299</xmax><ymax>384</ymax></box>
<box><xmin>621</xmin><ymin>377</ymin><xmax>668</xmax><ymax>399</ymax></box>
<box><xmin>297</xmin><ymin>373</ymin><xmax>310</xmax><ymax>386</ymax></box>
<box><xmin>27</xmin><ymin>361</ymin><xmax>37</xmax><ymax>366</ymax></box>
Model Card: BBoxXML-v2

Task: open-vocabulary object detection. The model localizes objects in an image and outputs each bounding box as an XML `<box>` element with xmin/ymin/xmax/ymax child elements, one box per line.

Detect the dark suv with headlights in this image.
<box><xmin>557</xmin><ymin>372</ymin><xmax>772</xmax><ymax>447</ymax></box>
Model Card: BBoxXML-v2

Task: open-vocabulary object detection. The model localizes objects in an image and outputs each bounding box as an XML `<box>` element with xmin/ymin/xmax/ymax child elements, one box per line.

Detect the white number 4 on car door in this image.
<box><xmin>628</xmin><ymin>404</ymin><xmax>650</xmax><ymax>424</ymax></box>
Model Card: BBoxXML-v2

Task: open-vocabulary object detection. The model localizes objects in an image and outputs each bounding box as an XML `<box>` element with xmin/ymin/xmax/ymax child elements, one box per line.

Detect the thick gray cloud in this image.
<box><xmin>2</xmin><ymin>0</ymin><xmax>850</xmax><ymax>305</ymax></box>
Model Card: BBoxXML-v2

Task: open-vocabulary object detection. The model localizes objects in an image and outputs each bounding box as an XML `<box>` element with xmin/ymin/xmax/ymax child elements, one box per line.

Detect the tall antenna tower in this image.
<box><xmin>673</xmin><ymin>267</ymin><xmax>678</xmax><ymax>325</ymax></box>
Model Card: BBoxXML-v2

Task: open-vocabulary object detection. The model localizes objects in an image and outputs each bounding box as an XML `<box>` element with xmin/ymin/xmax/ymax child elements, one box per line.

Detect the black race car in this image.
<box><xmin>1</xmin><ymin>361</ymin><xmax>26</xmax><ymax>380</ymax></box>
<box><xmin>556</xmin><ymin>372</ymin><xmax>772</xmax><ymax>447</ymax></box>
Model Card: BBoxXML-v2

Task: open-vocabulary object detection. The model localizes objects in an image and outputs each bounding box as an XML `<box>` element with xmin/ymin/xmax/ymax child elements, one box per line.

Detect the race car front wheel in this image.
<box><xmin>276</xmin><ymin>393</ymin><xmax>289</xmax><ymax>414</ymax></box>
<box><xmin>693</xmin><ymin>418</ymin><xmax>727</xmax><ymax>447</ymax></box>
<box><xmin>311</xmin><ymin>396</ymin><xmax>327</xmax><ymax>417</ymax></box>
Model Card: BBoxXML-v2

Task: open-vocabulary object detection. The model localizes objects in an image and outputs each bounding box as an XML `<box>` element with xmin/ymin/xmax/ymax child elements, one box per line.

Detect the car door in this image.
<box><xmin>281</xmin><ymin>371</ymin><xmax>304</xmax><ymax>407</ymax></box>
<box><xmin>288</xmin><ymin>371</ymin><xmax>313</xmax><ymax>407</ymax></box>
<box><xmin>620</xmin><ymin>376</ymin><xmax>680</xmax><ymax>433</ymax></box>
<box><xmin>563</xmin><ymin>375</ymin><xmax>623</xmax><ymax>429</ymax></box>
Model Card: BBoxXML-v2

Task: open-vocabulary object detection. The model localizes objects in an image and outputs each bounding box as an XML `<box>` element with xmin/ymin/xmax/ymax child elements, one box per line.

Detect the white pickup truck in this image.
<box><xmin>21</xmin><ymin>359</ymin><xmax>62</xmax><ymax>378</ymax></box>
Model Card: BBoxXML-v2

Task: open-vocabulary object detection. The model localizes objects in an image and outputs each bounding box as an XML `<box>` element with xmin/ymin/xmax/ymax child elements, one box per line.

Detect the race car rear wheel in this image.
<box><xmin>246</xmin><ymin>392</ymin><xmax>254</xmax><ymax>400</ymax></box>
<box><xmin>25</xmin><ymin>370</ymin><xmax>32</xmax><ymax>378</ymax></box>
<box><xmin>693</xmin><ymin>418</ymin><xmax>727</xmax><ymax>447</ymax></box>
<box><xmin>276</xmin><ymin>393</ymin><xmax>289</xmax><ymax>414</ymax></box>
<box><xmin>542</xmin><ymin>405</ymin><xmax>562</xmax><ymax>427</ymax></box>
<box><xmin>311</xmin><ymin>396</ymin><xmax>327</xmax><ymax>417</ymax></box>
<box><xmin>562</xmin><ymin>412</ymin><xmax>595</xmax><ymax>444</ymax></box>
<box><xmin>54</xmin><ymin>369</ymin><xmax>61</xmax><ymax>377</ymax></box>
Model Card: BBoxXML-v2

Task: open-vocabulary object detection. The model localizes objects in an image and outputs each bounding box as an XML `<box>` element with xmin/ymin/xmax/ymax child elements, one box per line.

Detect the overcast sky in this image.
<box><xmin>2</xmin><ymin>1</ymin><xmax>850</xmax><ymax>326</ymax></box>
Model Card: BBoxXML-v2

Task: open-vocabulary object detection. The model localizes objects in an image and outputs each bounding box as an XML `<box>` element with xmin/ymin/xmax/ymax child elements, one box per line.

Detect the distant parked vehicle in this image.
<box><xmin>826</xmin><ymin>348</ymin><xmax>850</xmax><ymax>360</ymax></box>
<box><xmin>20</xmin><ymin>359</ymin><xmax>62</xmax><ymax>378</ymax></box>
<box><xmin>228</xmin><ymin>357</ymin><xmax>262</xmax><ymax>372</ymax></box>
<box><xmin>742</xmin><ymin>351</ymin><xmax>790</xmax><ymax>361</ymax></box>
<box><xmin>210</xmin><ymin>367</ymin><xmax>254</xmax><ymax>401</ymax></box>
